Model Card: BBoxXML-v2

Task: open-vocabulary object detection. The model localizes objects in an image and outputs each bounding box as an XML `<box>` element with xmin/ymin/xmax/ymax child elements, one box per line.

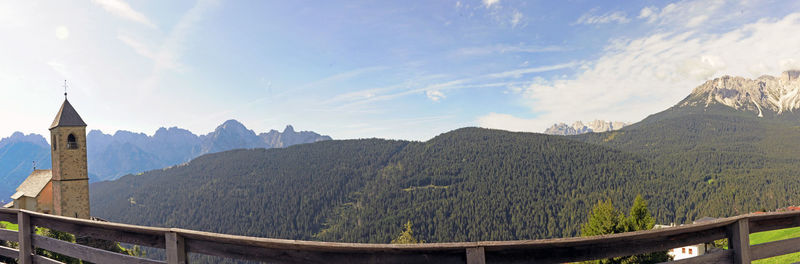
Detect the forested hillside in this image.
<box><xmin>91</xmin><ymin>139</ymin><xmax>409</xmax><ymax>240</ymax></box>
<box><xmin>576</xmin><ymin>102</ymin><xmax>800</xmax><ymax>222</ymax></box>
<box><xmin>93</xmin><ymin>128</ymin><xmax>677</xmax><ymax>243</ymax></box>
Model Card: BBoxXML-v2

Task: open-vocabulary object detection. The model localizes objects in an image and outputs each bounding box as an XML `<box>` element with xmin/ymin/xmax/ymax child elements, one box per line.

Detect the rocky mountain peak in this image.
<box><xmin>681</xmin><ymin>70</ymin><xmax>800</xmax><ymax>117</ymax></box>
<box><xmin>544</xmin><ymin>120</ymin><xmax>627</xmax><ymax>135</ymax></box>
<box><xmin>0</xmin><ymin>132</ymin><xmax>49</xmax><ymax>149</ymax></box>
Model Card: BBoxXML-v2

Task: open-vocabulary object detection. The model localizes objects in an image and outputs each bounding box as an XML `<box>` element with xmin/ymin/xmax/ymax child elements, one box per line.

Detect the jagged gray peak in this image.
<box><xmin>680</xmin><ymin>70</ymin><xmax>800</xmax><ymax>117</ymax></box>
<box><xmin>83</xmin><ymin>120</ymin><xmax>331</xmax><ymax>181</ymax></box>
<box><xmin>544</xmin><ymin>120</ymin><xmax>627</xmax><ymax>135</ymax></box>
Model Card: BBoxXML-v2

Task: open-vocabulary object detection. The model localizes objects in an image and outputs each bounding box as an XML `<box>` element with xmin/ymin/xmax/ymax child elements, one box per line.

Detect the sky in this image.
<box><xmin>2</xmin><ymin>0</ymin><xmax>800</xmax><ymax>141</ymax></box>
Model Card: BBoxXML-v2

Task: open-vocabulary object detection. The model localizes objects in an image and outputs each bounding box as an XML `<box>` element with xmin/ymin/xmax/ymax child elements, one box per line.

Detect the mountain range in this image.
<box><xmin>544</xmin><ymin>120</ymin><xmax>627</xmax><ymax>135</ymax></box>
<box><xmin>0</xmin><ymin>120</ymin><xmax>330</xmax><ymax>202</ymax></box>
<box><xmin>90</xmin><ymin>71</ymin><xmax>800</xmax><ymax>243</ymax></box>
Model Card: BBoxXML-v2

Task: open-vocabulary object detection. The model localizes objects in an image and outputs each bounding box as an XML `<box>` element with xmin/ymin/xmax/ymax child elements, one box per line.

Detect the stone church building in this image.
<box><xmin>3</xmin><ymin>98</ymin><xmax>91</xmax><ymax>219</ymax></box>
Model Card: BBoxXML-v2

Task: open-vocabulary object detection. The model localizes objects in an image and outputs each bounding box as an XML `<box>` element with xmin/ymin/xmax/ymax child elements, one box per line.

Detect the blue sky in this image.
<box><xmin>2</xmin><ymin>0</ymin><xmax>800</xmax><ymax>140</ymax></box>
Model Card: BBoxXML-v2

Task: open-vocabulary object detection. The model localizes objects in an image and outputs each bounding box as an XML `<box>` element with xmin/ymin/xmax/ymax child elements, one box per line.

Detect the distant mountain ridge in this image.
<box><xmin>544</xmin><ymin>120</ymin><xmax>627</xmax><ymax>135</ymax></box>
<box><xmin>680</xmin><ymin>70</ymin><xmax>800</xmax><ymax>117</ymax></box>
<box><xmin>0</xmin><ymin>120</ymin><xmax>331</xmax><ymax>202</ymax></box>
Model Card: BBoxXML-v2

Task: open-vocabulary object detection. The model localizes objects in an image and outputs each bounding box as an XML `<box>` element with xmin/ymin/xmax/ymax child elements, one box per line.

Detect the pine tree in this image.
<box><xmin>391</xmin><ymin>221</ymin><xmax>422</xmax><ymax>244</ymax></box>
<box><xmin>581</xmin><ymin>197</ymin><xmax>671</xmax><ymax>264</ymax></box>
<box><xmin>626</xmin><ymin>195</ymin><xmax>655</xmax><ymax>232</ymax></box>
<box><xmin>581</xmin><ymin>200</ymin><xmax>624</xmax><ymax>237</ymax></box>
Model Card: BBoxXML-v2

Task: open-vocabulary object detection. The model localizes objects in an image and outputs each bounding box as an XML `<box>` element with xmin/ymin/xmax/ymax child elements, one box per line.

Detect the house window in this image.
<box><xmin>682</xmin><ymin>248</ymin><xmax>686</xmax><ymax>253</ymax></box>
<box><xmin>52</xmin><ymin>135</ymin><xmax>57</xmax><ymax>150</ymax></box>
<box><xmin>689</xmin><ymin>248</ymin><xmax>693</xmax><ymax>254</ymax></box>
<box><xmin>67</xmin><ymin>134</ymin><xmax>78</xmax><ymax>149</ymax></box>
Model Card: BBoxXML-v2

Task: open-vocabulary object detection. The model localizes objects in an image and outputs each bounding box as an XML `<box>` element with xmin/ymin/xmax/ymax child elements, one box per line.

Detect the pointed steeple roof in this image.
<box><xmin>50</xmin><ymin>99</ymin><xmax>87</xmax><ymax>129</ymax></box>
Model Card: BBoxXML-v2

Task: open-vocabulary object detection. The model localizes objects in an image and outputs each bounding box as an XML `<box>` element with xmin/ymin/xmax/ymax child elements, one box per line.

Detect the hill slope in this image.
<box><xmin>92</xmin><ymin>128</ymin><xmax>674</xmax><ymax>242</ymax></box>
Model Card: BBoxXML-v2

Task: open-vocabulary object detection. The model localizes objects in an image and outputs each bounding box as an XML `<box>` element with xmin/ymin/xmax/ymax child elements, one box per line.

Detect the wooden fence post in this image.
<box><xmin>17</xmin><ymin>210</ymin><xmax>32</xmax><ymax>264</ymax></box>
<box><xmin>728</xmin><ymin>218</ymin><xmax>750</xmax><ymax>264</ymax></box>
<box><xmin>466</xmin><ymin>247</ymin><xmax>485</xmax><ymax>264</ymax></box>
<box><xmin>166</xmin><ymin>231</ymin><xmax>187</xmax><ymax>264</ymax></box>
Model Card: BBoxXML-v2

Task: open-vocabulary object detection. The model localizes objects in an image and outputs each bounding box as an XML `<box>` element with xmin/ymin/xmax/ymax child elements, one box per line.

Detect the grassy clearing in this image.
<box><xmin>0</xmin><ymin>221</ymin><xmax>18</xmax><ymax>231</ymax></box>
<box><xmin>751</xmin><ymin>226</ymin><xmax>800</xmax><ymax>263</ymax></box>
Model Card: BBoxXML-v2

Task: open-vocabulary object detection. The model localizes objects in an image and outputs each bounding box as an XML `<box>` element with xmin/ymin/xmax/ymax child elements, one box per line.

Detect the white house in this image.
<box><xmin>656</xmin><ymin>217</ymin><xmax>717</xmax><ymax>261</ymax></box>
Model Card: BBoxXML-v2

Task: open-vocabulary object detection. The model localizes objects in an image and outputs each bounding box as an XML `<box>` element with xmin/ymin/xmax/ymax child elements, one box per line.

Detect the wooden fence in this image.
<box><xmin>2</xmin><ymin>208</ymin><xmax>800</xmax><ymax>263</ymax></box>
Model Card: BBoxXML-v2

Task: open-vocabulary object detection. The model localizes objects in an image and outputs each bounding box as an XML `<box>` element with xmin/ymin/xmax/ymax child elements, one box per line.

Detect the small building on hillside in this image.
<box><xmin>669</xmin><ymin>243</ymin><xmax>707</xmax><ymax>260</ymax></box>
<box><xmin>657</xmin><ymin>217</ymin><xmax>718</xmax><ymax>261</ymax></box>
<box><xmin>3</xmin><ymin>96</ymin><xmax>91</xmax><ymax>219</ymax></box>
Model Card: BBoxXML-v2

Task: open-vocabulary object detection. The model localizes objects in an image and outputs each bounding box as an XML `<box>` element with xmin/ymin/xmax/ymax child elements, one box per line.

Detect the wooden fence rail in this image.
<box><xmin>2</xmin><ymin>208</ymin><xmax>800</xmax><ymax>263</ymax></box>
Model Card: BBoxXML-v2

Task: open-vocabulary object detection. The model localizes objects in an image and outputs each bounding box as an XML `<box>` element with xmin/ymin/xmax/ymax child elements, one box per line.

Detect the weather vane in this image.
<box><xmin>63</xmin><ymin>80</ymin><xmax>68</xmax><ymax>99</ymax></box>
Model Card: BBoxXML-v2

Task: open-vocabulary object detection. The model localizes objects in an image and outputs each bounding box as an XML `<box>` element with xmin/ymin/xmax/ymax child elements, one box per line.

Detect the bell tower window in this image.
<box><xmin>67</xmin><ymin>134</ymin><xmax>78</xmax><ymax>149</ymax></box>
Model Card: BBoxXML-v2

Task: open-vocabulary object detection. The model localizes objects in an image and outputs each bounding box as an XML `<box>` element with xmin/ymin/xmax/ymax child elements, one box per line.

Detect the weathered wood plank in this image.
<box><xmin>31</xmin><ymin>216</ymin><xmax>166</xmax><ymax>248</ymax></box>
<box><xmin>19</xmin><ymin>211</ymin><xmax>32</xmax><ymax>264</ymax></box>
<box><xmin>174</xmin><ymin>214</ymin><xmax>735</xmax><ymax>255</ymax></box>
<box><xmin>750</xmin><ymin>214</ymin><xmax>800</xmax><ymax>233</ymax></box>
<box><xmin>32</xmin><ymin>234</ymin><xmax>165</xmax><ymax>264</ymax></box>
<box><xmin>0</xmin><ymin>210</ymin><xmax>14</xmax><ymax>223</ymax></box>
<box><xmin>728</xmin><ymin>218</ymin><xmax>751</xmax><ymax>264</ymax></box>
<box><xmin>185</xmin><ymin>238</ymin><xmax>465</xmax><ymax>264</ymax></box>
<box><xmin>466</xmin><ymin>247</ymin><xmax>485</xmax><ymax>264</ymax></box>
<box><xmin>0</xmin><ymin>209</ymin><xmax>799</xmax><ymax>264</ymax></box>
<box><xmin>165</xmin><ymin>232</ymin><xmax>186</xmax><ymax>264</ymax></box>
<box><xmin>0</xmin><ymin>228</ymin><xmax>17</xmax><ymax>241</ymax></box>
<box><xmin>0</xmin><ymin>245</ymin><xmax>18</xmax><ymax>259</ymax></box>
<box><xmin>662</xmin><ymin>250</ymin><xmax>733</xmax><ymax>264</ymax></box>
<box><xmin>484</xmin><ymin>226</ymin><xmax>728</xmax><ymax>263</ymax></box>
<box><xmin>751</xmin><ymin>236</ymin><xmax>800</xmax><ymax>260</ymax></box>
<box><xmin>32</xmin><ymin>255</ymin><xmax>64</xmax><ymax>264</ymax></box>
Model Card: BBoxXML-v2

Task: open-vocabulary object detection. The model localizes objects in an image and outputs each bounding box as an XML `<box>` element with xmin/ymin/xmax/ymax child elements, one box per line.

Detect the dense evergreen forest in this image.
<box><xmin>90</xmin><ymin>102</ymin><xmax>800</xmax><ymax>244</ymax></box>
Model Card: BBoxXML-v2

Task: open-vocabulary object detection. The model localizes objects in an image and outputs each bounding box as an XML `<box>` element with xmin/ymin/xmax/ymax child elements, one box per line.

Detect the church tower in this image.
<box><xmin>49</xmin><ymin>98</ymin><xmax>90</xmax><ymax>219</ymax></box>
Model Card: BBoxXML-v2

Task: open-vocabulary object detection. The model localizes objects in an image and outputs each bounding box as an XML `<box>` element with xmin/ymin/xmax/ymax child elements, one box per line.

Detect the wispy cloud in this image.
<box><xmin>333</xmin><ymin>62</ymin><xmax>578</xmax><ymax>108</ymax></box>
<box><xmin>485</xmin><ymin>62</ymin><xmax>580</xmax><ymax>78</ymax></box>
<box><xmin>455</xmin><ymin>44</ymin><xmax>567</xmax><ymax>56</ymax></box>
<box><xmin>117</xmin><ymin>33</ymin><xmax>156</xmax><ymax>60</ymax></box>
<box><xmin>483</xmin><ymin>0</ymin><xmax>499</xmax><ymax>8</ymax></box>
<box><xmin>574</xmin><ymin>10</ymin><xmax>630</xmax><ymax>25</ymax></box>
<box><xmin>638</xmin><ymin>0</ymin><xmax>725</xmax><ymax>28</ymax></box>
<box><xmin>426</xmin><ymin>90</ymin><xmax>446</xmax><ymax>102</ymax></box>
<box><xmin>276</xmin><ymin>66</ymin><xmax>389</xmax><ymax>99</ymax></box>
<box><xmin>91</xmin><ymin>0</ymin><xmax>156</xmax><ymax>28</ymax></box>
<box><xmin>120</xmin><ymin>0</ymin><xmax>219</xmax><ymax>96</ymax></box>
<box><xmin>510</xmin><ymin>10</ymin><xmax>523</xmax><ymax>28</ymax></box>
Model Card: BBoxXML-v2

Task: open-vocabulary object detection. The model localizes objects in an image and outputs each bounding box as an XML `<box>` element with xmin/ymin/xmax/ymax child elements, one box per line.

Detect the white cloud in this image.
<box><xmin>637</xmin><ymin>0</ymin><xmax>725</xmax><ymax>27</ymax></box>
<box><xmin>686</xmin><ymin>15</ymin><xmax>709</xmax><ymax>27</ymax></box>
<box><xmin>480</xmin><ymin>12</ymin><xmax>800</xmax><ymax>133</ymax></box>
<box><xmin>118</xmin><ymin>33</ymin><xmax>156</xmax><ymax>60</ymax></box>
<box><xmin>426</xmin><ymin>90</ymin><xmax>446</xmax><ymax>102</ymax></box>
<box><xmin>134</xmin><ymin>0</ymin><xmax>219</xmax><ymax>95</ymax></box>
<box><xmin>486</xmin><ymin>62</ymin><xmax>579</xmax><ymax>79</ymax></box>
<box><xmin>483</xmin><ymin>0</ymin><xmax>499</xmax><ymax>8</ymax></box>
<box><xmin>91</xmin><ymin>0</ymin><xmax>156</xmax><ymax>28</ymax></box>
<box><xmin>639</xmin><ymin>7</ymin><xmax>656</xmax><ymax>20</ymax></box>
<box><xmin>55</xmin><ymin>26</ymin><xmax>69</xmax><ymax>40</ymax></box>
<box><xmin>477</xmin><ymin>113</ymin><xmax>544</xmax><ymax>132</ymax></box>
<box><xmin>575</xmin><ymin>11</ymin><xmax>630</xmax><ymax>25</ymax></box>
<box><xmin>455</xmin><ymin>44</ymin><xmax>567</xmax><ymax>56</ymax></box>
<box><xmin>510</xmin><ymin>10</ymin><xmax>523</xmax><ymax>28</ymax></box>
